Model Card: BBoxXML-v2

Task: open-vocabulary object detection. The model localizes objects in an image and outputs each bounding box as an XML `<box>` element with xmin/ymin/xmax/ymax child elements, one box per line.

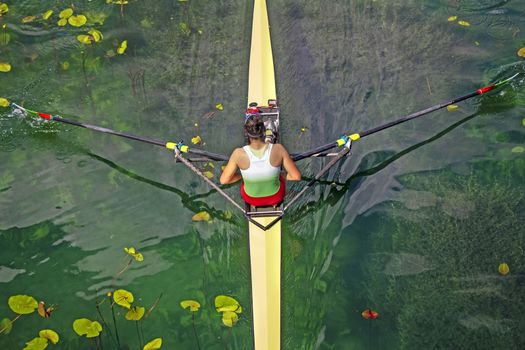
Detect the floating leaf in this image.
<box><xmin>61</xmin><ymin>61</ymin><xmax>70</xmax><ymax>70</ymax></box>
<box><xmin>117</xmin><ymin>40</ymin><xmax>127</xmax><ymax>54</ymax></box>
<box><xmin>517</xmin><ymin>48</ymin><xmax>525</xmax><ymax>58</ymax></box>
<box><xmin>38</xmin><ymin>329</ymin><xmax>59</xmax><ymax>344</ymax></box>
<box><xmin>192</xmin><ymin>211</ymin><xmax>211</xmax><ymax>222</ymax></box>
<box><xmin>0</xmin><ymin>318</ymin><xmax>12</xmax><ymax>334</ymax></box>
<box><xmin>458</xmin><ymin>20</ymin><xmax>470</xmax><ymax>27</ymax></box>
<box><xmin>203</xmin><ymin>170</ymin><xmax>214</xmax><ymax>179</ymax></box>
<box><xmin>215</xmin><ymin>295</ymin><xmax>242</xmax><ymax>314</ymax></box>
<box><xmin>215</xmin><ymin>103</ymin><xmax>224</xmax><ymax>111</ymax></box>
<box><xmin>474</xmin><ymin>41</ymin><xmax>480</xmax><ymax>46</ymax></box>
<box><xmin>68</xmin><ymin>15</ymin><xmax>87</xmax><ymax>27</ymax></box>
<box><xmin>77</xmin><ymin>35</ymin><xmax>91</xmax><ymax>44</ymax></box>
<box><xmin>0</xmin><ymin>97</ymin><xmax>9</xmax><ymax>107</ymax></box>
<box><xmin>180</xmin><ymin>300</ymin><xmax>201</xmax><ymax>312</ymax></box>
<box><xmin>85</xmin><ymin>11</ymin><xmax>107</xmax><ymax>25</ymax></box>
<box><xmin>498</xmin><ymin>263</ymin><xmax>510</xmax><ymax>276</ymax></box>
<box><xmin>0</xmin><ymin>62</ymin><xmax>11</xmax><ymax>72</ymax></box>
<box><xmin>42</xmin><ymin>10</ymin><xmax>53</xmax><ymax>20</ymax></box>
<box><xmin>221</xmin><ymin>311</ymin><xmax>238</xmax><ymax>327</ymax></box>
<box><xmin>124</xmin><ymin>247</ymin><xmax>144</xmax><ymax>262</ymax></box>
<box><xmin>300</xmin><ymin>127</ymin><xmax>307</xmax><ymax>133</ymax></box>
<box><xmin>143</xmin><ymin>338</ymin><xmax>162</xmax><ymax>350</ymax></box>
<box><xmin>447</xmin><ymin>104</ymin><xmax>459</xmax><ymax>112</ymax></box>
<box><xmin>125</xmin><ymin>306</ymin><xmax>145</xmax><ymax>321</ymax></box>
<box><xmin>8</xmin><ymin>295</ymin><xmax>38</xmax><ymax>314</ymax></box>
<box><xmin>522</xmin><ymin>117</ymin><xmax>525</xmax><ymax>127</ymax></box>
<box><xmin>57</xmin><ymin>19</ymin><xmax>67</xmax><ymax>26</ymax></box>
<box><xmin>22</xmin><ymin>337</ymin><xmax>48</xmax><ymax>350</ymax></box>
<box><xmin>0</xmin><ymin>3</ymin><xmax>8</xmax><ymax>16</ymax></box>
<box><xmin>361</xmin><ymin>309</ymin><xmax>379</xmax><ymax>319</ymax></box>
<box><xmin>191</xmin><ymin>136</ymin><xmax>201</xmax><ymax>144</ymax></box>
<box><xmin>511</xmin><ymin>146</ymin><xmax>524</xmax><ymax>153</ymax></box>
<box><xmin>73</xmin><ymin>318</ymin><xmax>102</xmax><ymax>338</ymax></box>
<box><xmin>59</xmin><ymin>8</ymin><xmax>73</xmax><ymax>19</ymax></box>
<box><xmin>88</xmin><ymin>29</ymin><xmax>103</xmax><ymax>42</ymax></box>
<box><xmin>22</xmin><ymin>16</ymin><xmax>37</xmax><ymax>24</ymax></box>
<box><xmin>113</xmin><ymin>289</ymin><xmax>134</xmax><ymax>309</ymax></box>
<box><xmin>179</xmin><ymin>22</ymin><xmax>191</xmax><ymax>35</ymax></box>
<box><xmin>447</xmin><ymin>16</ymin><xmax>457</xmax><ymax>22</ymax></box>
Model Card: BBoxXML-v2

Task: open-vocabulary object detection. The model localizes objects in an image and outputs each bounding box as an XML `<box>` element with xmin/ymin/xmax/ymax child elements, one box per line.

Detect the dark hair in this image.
<box><xmin>244</xmin><ymin>115</ymin><xmax>265</xmax><ymax>140</ymax></box>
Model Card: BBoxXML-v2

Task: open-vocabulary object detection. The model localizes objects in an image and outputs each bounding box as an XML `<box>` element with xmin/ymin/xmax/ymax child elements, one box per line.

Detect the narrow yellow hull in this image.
<box><xmin>247</xmin><ymin>1</ymin><xmax>281</xmax><ymax>349</ymax></box>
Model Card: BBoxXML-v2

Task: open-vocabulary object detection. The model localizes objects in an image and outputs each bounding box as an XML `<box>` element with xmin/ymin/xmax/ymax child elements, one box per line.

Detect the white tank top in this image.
<box><xmin>240</xmin><ymin>144</ymin><xmax>281</xmax><ymax>197</ymax></box>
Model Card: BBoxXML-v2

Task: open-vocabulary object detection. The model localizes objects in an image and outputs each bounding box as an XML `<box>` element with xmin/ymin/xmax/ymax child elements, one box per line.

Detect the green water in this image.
<box><xmin>1</xmin><ymin>0</ymin><xmax>524</xmax><ymax>349</ymax></box>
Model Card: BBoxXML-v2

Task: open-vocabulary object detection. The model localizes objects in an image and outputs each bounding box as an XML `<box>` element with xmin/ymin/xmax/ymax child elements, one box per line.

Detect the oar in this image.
<box><xmin>292</xmin><ymin>73</ymin><xmax>519</xmax><ymax>161</ymax></box>
<box><xmin>11</xmin><ymin>103</ymin><xmax>228</xmax><ymax>162</ymax></box>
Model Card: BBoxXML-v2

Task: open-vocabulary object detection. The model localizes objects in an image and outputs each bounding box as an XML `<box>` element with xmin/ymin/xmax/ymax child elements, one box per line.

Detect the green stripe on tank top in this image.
<box><xmin>244</xmin><ymin>176</ymin><xmax>280</xmax><ymax>197</ymax></box>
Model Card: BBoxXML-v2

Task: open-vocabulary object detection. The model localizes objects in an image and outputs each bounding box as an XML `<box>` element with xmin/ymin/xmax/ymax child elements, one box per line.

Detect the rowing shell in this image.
<box><xmin>247</xmin><ymin>0</ymin><xmax>281</xmax><ymax>349</ymax></box>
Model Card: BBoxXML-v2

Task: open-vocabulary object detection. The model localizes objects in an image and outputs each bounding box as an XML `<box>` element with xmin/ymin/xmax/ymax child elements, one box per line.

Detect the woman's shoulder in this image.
<box><xmin>271</xmin><ymin>143</ymin><xmax>289</xmax><ymax>154</ymax></box>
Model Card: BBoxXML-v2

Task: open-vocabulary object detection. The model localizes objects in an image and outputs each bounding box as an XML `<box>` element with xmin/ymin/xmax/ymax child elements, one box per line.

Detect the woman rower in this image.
<box><xmin>220</xmin><ymin>112</ymin><xmax>301</xmax><ymax>207</ymax></box>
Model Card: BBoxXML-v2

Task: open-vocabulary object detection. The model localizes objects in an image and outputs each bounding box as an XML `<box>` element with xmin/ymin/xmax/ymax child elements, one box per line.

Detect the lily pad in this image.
<box><xmin>447</xmin><ymin>104</ymin><xmax>459</xmax><ymax>111</ymax></box>
<box><xmin>8</xmin><ymin>295</ymin><xmax>38</xmax><ymax>314</ymax></box>
<box><xmin>215</xmin><ymin>295</ymin><xmax>242</xmax><ymax>314</ymax></box>
<box><xmin>447</xmin><ymin>16</ymin><xmax>457</xmax><ymax>22</ymax></box>
<box><xmin>73</xmin><ymin>318</ymin><xmax>102</xmax><ymax>338</ymax></box>
<box><xmin>124</xmin><ymin>247</ymin><xmax>144</xmax><ymax>262</ymax></box>
<box><xmin>117</xmin><ymin>40</ymin><xmax>127</xmax><ymax>54</ymax></box>
<box><xmin>458</xmin><ymin>20</ymin><xmax>471</xmax><ymax>27</ymax></box>
<box><xmin>125</xmin><ymin>306</ymin><xmax>145</xmax><ymax>321</ymax></box>
<box><xmin>59</xmin><ymin>8</ymin><xmax>73</xmax><ymax>19</ymax></box>
<box><xmin>192</xmin><ymin>211</ymin><xmax>211</xmax><ymax>222</ymax></box>
<box><xmin>498</xmin><ymin>262</ymin><xmax>509</xmax><ymax>276</ymax></box>
<box><xmin>0</xmin><ymin>62</ymin><xmax>11</xmax><ymax>72</ymax></box>
<box><xmin>57</xmin><ymin>19</ymin><xmax>67</xmax><ymax>26</ymax></box>
<box><xmin>180</xmin><ymin>300</ymin><xmax>201</xmax><ymax>312</ymax></box>
<box><xmin>511</xmin><ymin>146</ymin><xmax>524</xmax><ymax>153</ymax></box>
<box><xmin>143</xmin><ymin>338</ymin><xmax>162</xmax><ymax>350</ymax></box>
<box><xmin>42</xmin><ymin>10</ymin><xmax>53</xmax><ymax>20</ymax></box>
<box><xmin>517</xmin><ymin>48</ymin><xmax>525</xmax><ymax>58</ymax></box>
<box><xmin>0</xmin><ymin>3</ymin><xmax>8</xmax><ymax>16</ymax></box>
<box><xmin>0</xmin><ymin>97</ymin><xmax>9</xmax><ymax>107</ymax></box>
<box><xmin>22</xmin><ymin>16</ymin><xmax>37</xmax><ymax>24</ymax></box>
<box><xmin>221</xmin><ymin>311</ymin><xmax>238</xmax><ymax>327</ymax></box>
<box><xmin>68</xmin><ymin>15</ymin><xmax>87</xmax><ymax>27</ymax></box>
<box><xmin>22</xmin><ymin>337</ymin><xmax>48</xmax><ymax>350</ymax></box>
<box><xmin>191</xmin><ymin>136</ymin><xmax>201</xmax><ymax>144</ymax></box>
<box><xmin>113</xmin><ymin>289</ymin><xmax>134</xmax><ymax>309</ymax></box>
<box><xmin>38</xmin><ymin>329</ymin><xmax>59</xmax><ymax>344</ymax></box>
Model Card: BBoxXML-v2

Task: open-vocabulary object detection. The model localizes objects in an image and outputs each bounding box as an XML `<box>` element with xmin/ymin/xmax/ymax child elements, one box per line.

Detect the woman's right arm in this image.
<box><xmin>220</xmin><ymin>149</ymin><xmax>243</xmax><ymax>184</ymax></box>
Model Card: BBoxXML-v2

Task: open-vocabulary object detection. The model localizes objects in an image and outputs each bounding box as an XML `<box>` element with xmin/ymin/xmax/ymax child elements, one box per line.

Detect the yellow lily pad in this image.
<box><xmin>180</xmin><ymin>300</ymin><xmax>201</xmax><ymax>312</ymax></box>
<box><xmin>511</xmin><ymin>146</ymin><xmax>524</xmax><ymax>153</ymax></box>
<box><xmin>124</xmin><ymin>247</ymin><xmax>144</xmax><ymax>261</ymax></box>
<box><xmin>0</xmin><ymin>97</ymin><xmax>9</xmax><ymax>107</ymax></box>
<box><xmin>22</xmin><ymin>337</ymin><xmax>48</xmax><ymax>350</ymax></box>
<box><xmin>117</xmin><ymin>40</ymin><xmax>127</xmax><ymax>54</ymax></box>
<box><xmin>73</xmin><ymin>318</ymin><xmax>102</xmax><ymax>338</ymax></box>
<box><xmin>0</xmin><ymin>318</ymin><xmax>12</xmax><ymax>334</ymax></box>
<box><xmin>143</xmin><ymin>338</ymin><xmax>162</xmax><ymax>350</ymax></box>
<box><xmin>215</xmin><ymin>103</ymin><xmax>224</xmax><ymax>111</ymax></box>
<box><xmin>88</xmin><ymin>29</ymin><xmax>103</xmax><ymax>42</ymax></box>
<box><xmin>8</xmin><ymin>295</ymin><xmax>38</xmax><ymax>314</ymax></box>
<box><xmin>222</xmin><ymin>311</ymin><xmax>239</xmax><ymax>327</ymax></box>
<box><xmin>125</xmin><ymin>306</ymin><xmax>145</xmax><ymax>321</ymax></box>
<box><xmin>59</xmin><ymin>8</ymin><xmax>73</xmax><ymax>19</ymax></box>
<box><xmin>22</xmin><ymin>16</ymin><xmax>37</xmax><ymax>24</ymax></box>
<box><xmin>215</xmin><ymin>295</ymin><xmax>242</xmax><ymax>314</ymax></box>
<box><xmin>85</xmin><ymin>11</ymin><xmax>108</xmax><ymax>25</ymax></box>
<box><xmin>447</xmin><ymin>104</ymin><xmax>459</xmax><ymax>112</ymax></box>
<box><xmin>113</xmin><ymin>289</ymin><xmax>134</xmax><ymax>309</ymax></box>
<box><xmin>38</xmin><ymin>329</ymin><xmax>59</xmax><ymax>344</ymax></box>
<box><xmin>522</xmin><ymin>117</ymin><xmax>525</xmax><ymax>126</ymax></box>
<box><xmin>57</xmin><ymin>18</ymin><xmax>67</xmax><ymax>26</ymax></box>
<box><xmin>191</xmin><ymin>135</ymin><xmax>201</xmax><ymax>144</ymax></box>
<box><xmin>0</xmin><ymin>3</ymin><xmax>8</xmax><ymax>16</ymax></box>
<box><xmin>203</xmin><ymin>171</ymin><xmax>214</xmax><ymax>179</ymax></box>
<box><xmin>42</xmin><ymin>10</ymin><xmax>53</xmax><ymax>20</ymax></box>
<box><xmin>498</xmin><ymin>262</ymin><xmax>509</xmax><ymax>276</ymax></box>
<box><xmin>447</xmin><ymin>16</ymin><xmax>457</xmax><ymax>22</ymax></box>
<box><xmin>458</xmin><ymin>20</ymin><xmax>470</xmax><ymax>27</ymax></box>
<box><xmin>192</xmin><ymin>211</ymin><xmax>211</xmax><ymax>222</ymax></box>
<box><xmin>68</xmin><ymin>15</ymin><xmax>87</xmax><ymax>27</ymax></box>
<box><xmin>0</xmin><ymin>62</ymin><xmax>11</xmax><ymax>72</ymax></box>
<box><xmin>61</xmin><ymin>61</ymin><xmax>70</xmax><ymax>70</ymax></box>
<box><xmin>517</xmin><ymin>47</ymin><xmax>525</xmax><ymax>58</ymax></box>
<box><xmin>77</xmin><ymin>35</ymin><xmax>92</xmax><ymax>44</ymax></box>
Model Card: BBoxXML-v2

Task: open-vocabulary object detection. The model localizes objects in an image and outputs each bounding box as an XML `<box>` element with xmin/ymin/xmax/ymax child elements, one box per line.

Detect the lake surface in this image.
<box><xmin>1</xmin><ymin>0</ymin><xmax>524</xmax><ymax>349</ymax></box>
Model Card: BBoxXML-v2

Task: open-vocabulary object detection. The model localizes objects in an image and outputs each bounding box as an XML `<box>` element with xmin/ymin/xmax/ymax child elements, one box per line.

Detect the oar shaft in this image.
<box><xmin>28</xmin><ymin>109</ymin><xmax>228</xmax><ymax>161</ymax></box>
